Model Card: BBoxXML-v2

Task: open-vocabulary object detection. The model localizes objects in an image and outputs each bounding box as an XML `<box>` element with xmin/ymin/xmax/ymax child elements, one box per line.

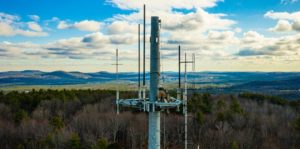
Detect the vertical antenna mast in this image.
<box><xmin>184</xmin><ymin>53</ymin><xmax>188</xmax><ymax>149</ymax></box>
<box><xmin>180</xmin><ymin>53</ymin><xmax>193</xmax><ymax>149</ymax></box>
<box><xmin>143</xmin><ymin>4</ymin><xmax>146</xmax><ymax>86</ymax></box>
<box><xmin>113</xmin><ymin>49</ymin><xmax>123</xmax><ymax>114</ymax></box>
<box><xmin>138</xmin><ymin>24</ymin><xmax>141</xmax><ymax>88</ymax></box>
<box><xmin>178</xmin><ymin>45</ymin><xmax>181</xmax><ymax>88</ymax></box>
<box><xmin>142</xmin><ymin>4</ymin><xmax>146</xmax><ymax>109</ymax></box>
<box><xmin>138</xmin><ymin>24</ymin><xmax>141</xmax><ymax>99</ymax></box>
<box><xmin>115</xmin><ymin>49</ymin><xmax>120</xmax><ymax>114</ymax></box>
<box><xmin>177</xmin><ymin>45</ymin><xmax>182</xmax><ymax>111</ymax></box>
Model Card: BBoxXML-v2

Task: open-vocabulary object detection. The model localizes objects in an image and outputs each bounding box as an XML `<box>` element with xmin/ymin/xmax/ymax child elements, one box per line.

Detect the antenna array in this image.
<box><xmin>114</xmin><ymin>5</ymin><xmax>196</xmax><ymax>149</ymax></box>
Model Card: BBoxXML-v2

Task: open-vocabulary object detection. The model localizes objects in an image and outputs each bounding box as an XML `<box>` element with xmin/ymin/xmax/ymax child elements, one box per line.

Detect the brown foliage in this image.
<box><xmin>0</xmin><ymin>90</ymin><xmax>298</xmax><ymax>149</ymax></box>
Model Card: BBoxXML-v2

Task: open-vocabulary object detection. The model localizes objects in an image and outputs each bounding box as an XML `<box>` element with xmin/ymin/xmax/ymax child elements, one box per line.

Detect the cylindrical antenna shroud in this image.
<box><xmin>148</xmin><ymin>16</ymin><xmax>161</xmax><ymax>149</ymax></box>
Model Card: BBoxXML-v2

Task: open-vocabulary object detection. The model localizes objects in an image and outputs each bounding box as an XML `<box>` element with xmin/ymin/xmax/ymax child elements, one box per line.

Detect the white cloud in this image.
<box><xmin>50</xmin><ymin>17</ymin><xmax>59</xmax><ymax>22</ymax></box>
<box><xmin>82</xmin><ymin>32</ymin><xmax>110</xmax><ymax>46</ymax></box>
<box><xmin>111</xmin><ymin>8</ymin><xmax>235</xmax><ymax>33</ymax></box>
<box><xmin>107</xmin><ymin>0</ymin><xmax>220</xmax><ymax>11</ymax></box>
<box><xmin>45</xmin><ymin>17</ymin><xmax>60</xmax><ymax>24</ymax></box>
<box><xmin>208</xmin><ymin>30</ymin><xmax>235</xmax><ymax>41</ymax></box>
<box><xmin>242</xmin><ymin>31</ymin><xmax>265</xmax><ymax>43</ymax></box>
<box><xmin>2</xmin><ymin>1</ymin><xmax>300</xmax><ymax>72</ymax></box>
<box><xmin>57</xmin><ymin>20</ymin><xmax>101</xmax><ymax>32</ymax></box>
<box><xmin>159</xmin><ymin>9</ymin><xmax>235</xmax><ymax>32</ymax></box>
<box><xmin>0</xmin><ymin>41</ymin><xmax>42</xmax><ymax>58</ymax></box>
<box><xmin>28</xmin><ymin>15</ymin><xmax>40</xmax><ymax>21</ymax></box>
<box><xmin>16</xmin><ymin>29</ymin><xmax>48</xmax><ymax>37</ymax></box>
<box><xmin>27</xmin><ymin>22</ymin><xmax>43</xmax><ymax>32</ymax></box>
<box><xmin>0</xmin><ymin>22</ymin><xmax>48</xmax><ymax>37</ymax></box>
<box><xmin>0</xmin><ymin>28</ymin><xmax>138</xmax><ymax>61</ymax></box>
<box><xmin>0</xmin><ymin>22</ymin><xmax>15</xmax><ymax>36</ymax></box>
<box><xmin>237</xmin><ymin>33</ymin><xmax>300</xmax><ymax>57</ymax></box>
<box><xmin>280</xmin><ymin>0</ymin><xmax>298</xmax><ymax>5</ymax></box>
<box><xmin>109</xmin><ymin>34</ymin><xmax>136</xmax><ymax>44</ymax></box>
<box><xmin>107</xmin><ymin>0</ymin><xmax>235</xmax><ymax>39</ymax></box>
<box><xmin>0</xmin><ymin>12</ymin><xmax>19</xmax><ymax>23</ymax></box>
<box><xmin>264</xmin><ymin>11</ymin><xmax>300</xmax><ymax>21</ymax></box>
<box><xmin>265</xmin><ymin>11</ymin><xmax>300</xmax><ymax>32</ymax></box>
<box><xmin>103</xmin><ymin>0</ymin><xmax>237</xmax><ymax>64</ymax></box>
<box><xmin>44</xmin><ymin>0</ymin><xmax>236</xmax><ymax>62</ymax></box>
<box><xmin>234</xmin><ymin>28</ymin><xmax>242</xmax><ymax>33</ymax></box>
<box><xmin>269</xmin><ymin>20</ymin><xmax>292</xmax><ymax>32</ymax></box>
<box><xmin>107</xmin><ymin>21</ymin><xmax>136</xmax><ymax>34</ymax></box>
<box><xmin>0</xmin><ymin>13</ymin><xmax>19</xmax><ymax>36</ymax></box>
<box><xmin>57</xmin><ymin>21</ymin><xmax>69</xmax><ymax>29</ymax></box>
<box><xmin>0</xmin><ymin>12</ymin><xmax>48</xmax><ymax>37</ymax></box>
<box><xmin>43</xmin><ymin>34</ymin><xmax>115</xmax><ymax>59</ymax></box>
<box><xmin>82</xmin><ymin>31</ymin><xmax>136</xmax><ymax>45</ymax></box>
<box><xmin>73</xmin><ymin>20</ymin><xmax>101</xmax><ymax>32</ymax></box>
<box><xmin>292</xmin><ymin>20</ymin><xmax>300</xmax><ymax>31</ymax></box>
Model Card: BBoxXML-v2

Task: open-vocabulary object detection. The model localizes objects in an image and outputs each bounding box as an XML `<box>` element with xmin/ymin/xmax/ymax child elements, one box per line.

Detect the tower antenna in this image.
<box><xmin>112</xmin><ymin>49</ymin><xmax>122</xmax><ymax>114</ymax></box>
<box><xmin>181</xmin><ymin>53</ymin><xmax>193</xmax><ymax>149</ymax></box>
<box><xmin>142</xmin><ymin>4</ymin><xmax>147</xmax><ymax>109</ymax></box>
<box><xmin>143</xmin><ymin>4</ymin><xmax>146</xmax><ymax>86</ymax></box>
<box><xmin>184</xmin><ymin>53</ymin><xmax>188</xmax><ymax>149</ymax></box>
<box><xmin>116</xmin><ymin>12</ymin><xmax>185</xmax><ymax>149</ymax></box>
<box><xmin>177</xmin><ymin>45</ymin><xmax>181</xmax><ymax>101</ymax></box>
<box><xmin>179</xmin><ymin>45</ymin><xmax>181</xmax><ymax>89</ymax></box>
<box><xmin>138</xmin><ymin>24</ymin><xmax>141</xmax><ymax>99</ymax></box>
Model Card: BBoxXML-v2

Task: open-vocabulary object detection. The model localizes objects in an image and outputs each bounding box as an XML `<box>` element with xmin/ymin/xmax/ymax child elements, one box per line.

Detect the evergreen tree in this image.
<box><xmin>93</xmin><ymin>138</ymin><xmax>108</xmax><ymax>149</ymax></box>
<box><xmin>217</xmin><ymin>99</ymin><xmax>226</xmax><ymax>110</ymax></box>
<box><xmin>201</xmin><ymin>93</ymin><xmax>213</xmax><ymax>113</ymax></box>
<box><xmin>50</xmin><ymin>116</ymin><xmax>64</xmax><ymax>131</ymax></box>
<box><xmin>230</xmin><ymin>141</ymin><xmax>238</xmax><ymax>149</ymax></box>
<box><xmin>196</xmin><ymin>111</ymin><xmax>205</xmax><ymax>126</ymax></box>
<box><xmin>294</xmin><ymin>115</ymin><xmax>300</xmax><ymax>133</ymax></box>
<box><xmin>230</xmin><ymin>97</ymin><xmax>244</xmax><ymax>114</ymax></box>
<box><xmin>67</xmin><ymin>133</ymin><xmax>81</xmax><ymax>149</ymax></box>
<box><xmin>14</xmin><ymin>109</ymin><xmax>28</xmax><ymax>124</ymax></box>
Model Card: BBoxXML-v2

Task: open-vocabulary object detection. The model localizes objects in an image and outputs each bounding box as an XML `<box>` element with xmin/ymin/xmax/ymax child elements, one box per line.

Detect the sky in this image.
<box><xmin>0</xmin><ymin>0</ymin><xmax>300</xmax><ymax>72</ymax></box>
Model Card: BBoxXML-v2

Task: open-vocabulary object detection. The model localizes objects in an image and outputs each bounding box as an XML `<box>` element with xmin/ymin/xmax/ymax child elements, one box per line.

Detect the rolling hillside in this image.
<box><xmin>1</xmin><ymin>70</ymin><xmax>300</xmax><ymax>99</ymax></box>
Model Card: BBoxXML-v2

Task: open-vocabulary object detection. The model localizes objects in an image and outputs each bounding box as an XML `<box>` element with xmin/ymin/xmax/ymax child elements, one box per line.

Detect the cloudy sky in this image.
<box><xmin>0</xmin><ymin>0</ymin><xmax>300</xmax><ymax>72</ymax></box>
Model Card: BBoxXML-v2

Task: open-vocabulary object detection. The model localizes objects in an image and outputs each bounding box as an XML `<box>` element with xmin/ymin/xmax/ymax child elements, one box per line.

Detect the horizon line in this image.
<box><xmin>1</xmin><ymin>69</ymin><xmax>300</xmax><ymax>73</ymax></box>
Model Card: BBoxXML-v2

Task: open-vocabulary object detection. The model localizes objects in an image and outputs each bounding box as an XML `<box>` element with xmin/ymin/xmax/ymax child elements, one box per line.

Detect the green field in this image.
<box><xmin>0</xmin><ymin>82</ymin><xmax>231</xmax><ymax>93</ymax></box>
<box><xmin>0</xmin><ymin>83</ymin><xmax>137</xmax><ymax>92</ymax></box>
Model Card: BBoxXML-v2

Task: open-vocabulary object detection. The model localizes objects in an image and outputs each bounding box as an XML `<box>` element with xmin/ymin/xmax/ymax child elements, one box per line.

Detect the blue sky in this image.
<box><xmin>208</xmin><ymin>0</ymin><xmax>300</xmax><ymax>34</ymax></box>
<box><xmin>0</xmin><ymin>0</ymin><xmax>300</xmax><ymax>72</ymax></box>
<box><xmin>0</xmin><ymin>0</ymin><xmax>121</xmax><ymax>20</ymax></box>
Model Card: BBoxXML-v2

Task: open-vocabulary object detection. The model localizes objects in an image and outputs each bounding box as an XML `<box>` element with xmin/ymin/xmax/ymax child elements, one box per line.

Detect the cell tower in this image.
<box><xmin>115</xmin><ymin>5</ymin><xmax>194</xmax><ymax>149</ymax></box>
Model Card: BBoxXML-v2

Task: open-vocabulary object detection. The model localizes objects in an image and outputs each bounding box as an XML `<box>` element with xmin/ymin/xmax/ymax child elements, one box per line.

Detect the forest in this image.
<box><xmin>0</xmin><ymin>89</ymin><xmax>299</xmax><ymax>149</ymax></box>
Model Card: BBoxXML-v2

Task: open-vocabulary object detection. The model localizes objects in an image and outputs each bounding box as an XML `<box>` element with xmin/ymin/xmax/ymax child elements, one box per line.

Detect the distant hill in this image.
<box><xmin>1</xmin><ymin>70</ymin><xmax>300</xmax><ymax>99</ymax></box>
<box><xmin>213</xmin><ymin>77</ymin><xmax>300</xmax><ymax>99</ymax></box>
<box><xmin>1</xmin><ymin>70</ymin><xmax>300</xmax><ymax>86</ymax></box>
<box><xmin>232</xmin><ymin>77</ymin><xmax>300</xmax><ymax>90</ymax></box>
<box><xmin>0</xmin><ymin>70</ymin><xmax>115</xmax><ymax>85</ymax></box>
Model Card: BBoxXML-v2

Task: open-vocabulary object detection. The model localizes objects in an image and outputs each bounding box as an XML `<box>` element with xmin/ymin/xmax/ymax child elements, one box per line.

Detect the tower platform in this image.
<box><xmin>117</xmin><ymin>97</ymin><xmax>182</xmax><ymax>112</ymax></box>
